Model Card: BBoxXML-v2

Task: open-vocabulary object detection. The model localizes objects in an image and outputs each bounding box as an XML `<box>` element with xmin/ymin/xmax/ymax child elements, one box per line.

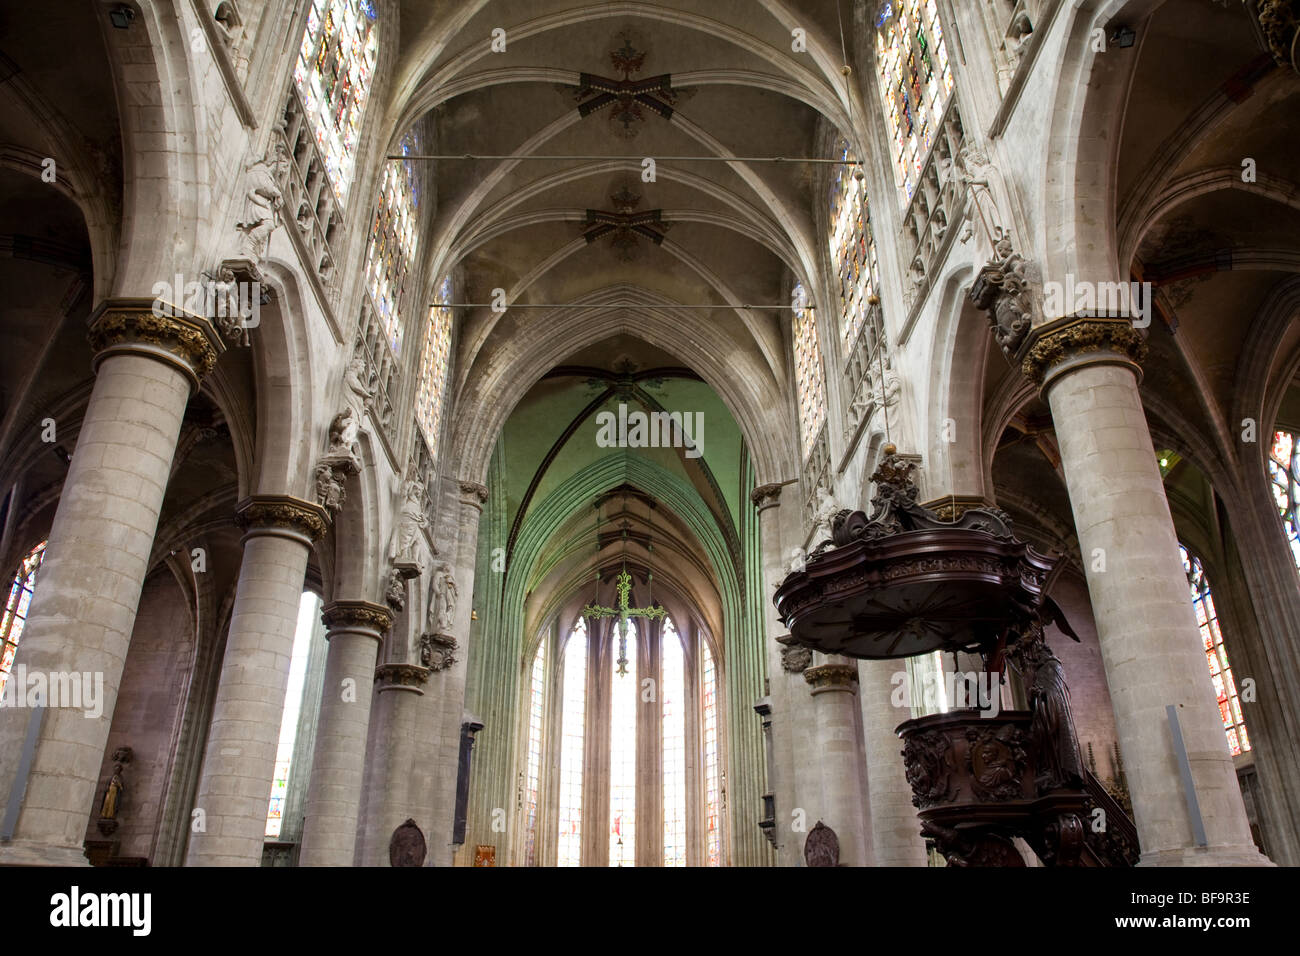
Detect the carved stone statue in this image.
<box><xmin>385</xmin><ymin>566</ymin><xmax>407</xmax><ymax>612</ymax></box>
<box><xmin>314</xmin><ymin>462</ymin><xmax>346</xmax><ymax>516</ymax></box>
<box><xmin>236</xmin><ymin>144</ymin><xmax>291</xmax><ymax>261</ymax></box>
<box><xmin>873</xmin><ymin>361</ymin><xmax>901</xmax><ymax>411</ymax></box>
<box><xmin>969</xmin><ymin>232</ymin><xmax>1035</xmax><ymax>361</ymax></box>
<box><xmin>1006</xmin><ymin>12</ymin><xmax>1034</xmax><ymax>66</ymax></box>
<box><xmin>428</xmin><ymin>563</ymin><xmax>458</xmax><ymax>634</ymax></box>
<box><xmin>202</xmin><ymin>265</ymin><xmax>251</xmax><ymax>347</ymax></box>
<box><xmin>390</xmin><ymin>475</ymin><xmax>430</xmax><ymax>565</ymax></box>
<box><xmin>344</xmin><ymin>353</ymin><xmax>374</xmax><ymax>417</ymax></box>
<box><xmin>324</xmin><ymin>407</ymin><xmax>363</xmax><ymax>474</ymax></box>
<box><xmin>808</xmin><ymin>486</ymin><xmax>839</xmax><ymax>550</ymax></box>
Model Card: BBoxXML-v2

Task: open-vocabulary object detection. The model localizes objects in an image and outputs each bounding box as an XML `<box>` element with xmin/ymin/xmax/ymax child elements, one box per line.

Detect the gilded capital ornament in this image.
<box><xmin>1020</xmin><ymin>316</ymin><xmax>1147</xmax><ymax>389</ymax></box>
<box><xmin>804</xmin><ymin>663</ymin><xmax>859</xmax><ymax>691</ymax></box>
<box><xmin>374</xmin><ymin>662</ymin><xmax>432</xmax><ymax>694</ymax></box>
<box><xmin>321</xmin><ymin>600</ymin><xmax>393</xmax><ymax>634</ymax></box>
<box><xmin>235</xmin><ymin>494</ymin><xmax>330</xmax><ymax>542</ymax></box>
<box><xmin>88</xmin><ymin>298</ymin><xmax>224</xmax><ymax>389</ymax></box>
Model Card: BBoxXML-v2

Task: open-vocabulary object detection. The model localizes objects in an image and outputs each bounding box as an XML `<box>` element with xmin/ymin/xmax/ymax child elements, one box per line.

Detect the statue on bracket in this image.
<box><xmin>390</xmin><ymin>473</ymin><xmax>432</xmax><ymax>573</ymax></box>
<box><xmin>314</xmin><ymin>463</ymin><xmax>346</xmax><ymax>517</ymax></box>
<box><xmin>235</xmin><ymin>142</ymin><xmax>290</xmax><ymax>262</ymax></box>
<box><xmin>344</xmin><ymin>352</ymin><xmax>375</xmax><ymax>419</ymax></box>
<box><xmin>428</xmin><ymin>563</ymin><xmax>458</xmax><ymax>634</ymax></box>
<box><xmin>385</xmin><ymin>566</ymin><xmax>407</xmax><ymax>612</ymax></box>
<box><xmin>808</xmin><ymin>485</ymin><xmax>841</xmax><ymax>554</ymax></box>
<box><xmin>969</xmin><ymin>230</ymin><xmax>1036</xmax><ymax>362</ymax></box>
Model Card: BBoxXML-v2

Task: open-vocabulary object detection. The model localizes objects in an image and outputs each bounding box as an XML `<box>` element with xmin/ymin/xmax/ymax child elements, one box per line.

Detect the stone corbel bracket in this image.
<box><xmin>374</xmin><ymin>662</ymin><xmax>432</xmax><ymax>696</ymax></box>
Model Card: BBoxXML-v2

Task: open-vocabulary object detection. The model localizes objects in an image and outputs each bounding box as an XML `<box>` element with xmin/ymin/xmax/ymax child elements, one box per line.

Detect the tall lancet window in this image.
<box><xmin>791</xmin><ymin>282</ymin><xmax>827</xmax><ymax>461</ymax></box>
<box><xmin>702</xmin><ymin>639</ymin><xmax>721</xmax><ymax>866</ymax></box>
<box><xmin>662</xmin><ymin>619</ymin><xmax>687</xmax><ymax>866</ymax></box>
<box><xmin>293</xmin><ymin>0</ymin><xmax>379</xmax><ymax>207</ymax></box>
<box><xmin>1270</xmin><ymin>429</ymin><xmax>1300</xmax><ymax>571</ymax></box>
<box><xmin>1180</xmin><ymin>545</ymin><xmax>1250</xmax><ymax>756</ymax></box>
<box><xmin>415</xmin><ymin>277</ymin><xmax>454</xmax><ymax>461</ymax></box>
<box><xmin>0</xmin><ymin>540</ymin><xmax>45</xmax><ymax>699</ymax></box>
<box><xmin>364</xmin><ymin>133</ymin><xmax>420</xmax><ymax>354</ymax></box>
<box><xmin>523</xmin><ymin>637</ymin><xmax>547</xmax><ymax>866</ymax></box>
<box><xmin>557</xmin><ymin>618</ymin><xmax>588</xmax><ymax>867</ymax></box>
<box><xmin>875</xmin><ymin>0</ymin><xmax>954</xmax><ymax>201</ymax></box>
<box><xmin>609</xmin><ymin>623</ymin><xmax>638</xmax><ymax>867</ymax></box>
<box><xmin>828</xmin><ymin>144</ymin><xmax>881</xmax><ymax>353</ymax></box>
<box><xmin>265</xmin><ymin>591</ymin><xmax>321</xmax><ymax>838</ymax></box>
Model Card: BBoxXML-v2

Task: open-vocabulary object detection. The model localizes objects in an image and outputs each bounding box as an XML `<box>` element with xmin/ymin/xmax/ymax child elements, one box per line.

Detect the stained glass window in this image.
<box><xmin>609</xmin><ymin>621</ymin><xmax>638</xmax><ymax>867</ymax></box>
<box><xmin>415</xmin><ymin>277</ymin><xmax>454</xmax><ymax>461</ymax></box>
<box><xmin>662</xmin><ymin>619</ymin><xmax>687</xmax><ymax>866</ymax></box>
<box><xmin>828</xmin><ymin>144</ymin><xmax>881</xmax><ymax>353</ymax></box>
<box><xmin>265</xmin><ymin>591</ymin><xmax>321</xmax><ymax>838</ymax></box>
<box><xmin>293</xmin><ymin>0</ymin><xmax>379</xmax><ymax>207</ymax></box>
<box><xmin>364</xmin><ymin>139</ymin><xmax>420</xmax><ymax>355</ymax></box>
<box><xmin>531</xmin><ymin>611</ymin><xmax>722</xmax><ymax>865</ymax></box>
<box><xmin>1180</xmin><ymin>546</ymin><xmax>1250</xmax><ymax>756</ymax></box>
<box><xmin>523</xmin><ymin>636</ymin><xmax>547</xmax><ymax>866</ymax></box>
<box><xmin>0</xmin><ymin>540</ymin><xmax>45</xmax><ymax>700</ymax></box>
<box><xmin>791</xmin><ymin>282</ymin><xmax>827</xmax><ymax>461</ymax></box>
<box><xmin>702</xmin><ymin>639</ymin><xmax>721</xmax><ymax>866</ymax></box>
<box><xmin>875</xmin><ymin>0</ymin><xmax>954</xmax><ymax>201</ymax></box>
<box><xmin>557</xmin><ymin>618</ymin><xmax>588</xmax><ymax>867</ymax></box>
<box><xmin>1270</xmin><ymin>430</ymin><xmax>1300</xmax><ymax>571</ymax></box>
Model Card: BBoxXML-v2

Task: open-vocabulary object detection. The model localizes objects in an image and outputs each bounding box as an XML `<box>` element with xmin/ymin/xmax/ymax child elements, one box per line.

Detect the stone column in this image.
<box><xmin>420</xmin><ymin>479</ymin><xmax>487</xmax><ymax>865</ymax></box>
<box><xmin>0</xmin><ymin>299</ymin><xmax>222</xmax><ymax>866</ymax></box>
<box><xmin>185</xmin><ymin>496</ymin><xmax>327</xmax><ymax>866</ymax></box>
<box><xmin>751</xmin><ymin>482</ymin><xmax>798</xmax><ymax>865</ymax></box>
<box><xmin>804</xmin><ymin>659</ymin><xmax>872</xmax><ymax>865</ymax></box>
<box><xmin>297</xmin><ymin>600</ymin><xmax>393</xmax><ymax>866</ymax></box>
<box><xmin>355</xmin><ymin>663</ymin><xmax>431</xmax><ymax>866</ymax></box>
<box><xmin>858</xmin><ymin>658</ymin><xmax>929</xmax><ymax>865</ymax></box>
<box><xmin>1022</xmin><ymin>316</ymin><xmax>1268</xmax><ymax>865</ymax></box>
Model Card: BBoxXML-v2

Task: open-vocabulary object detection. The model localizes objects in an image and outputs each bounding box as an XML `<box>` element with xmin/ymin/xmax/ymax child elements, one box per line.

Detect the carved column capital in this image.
<box><xmin>321</xmin><ymin>599</ymin><xmax>393</xmax><ymax>635</ymax></box>
<box><xmin>88</xmin><ymin>298</ymin><xmax>225</xmax><ymax>392</ymax></box>
<box><xmin>374</xmin><ymin>662</ymin><xmax>431</xmax><ymax>695</ymax></box>
<box><xmin>1020</xmin><ymin>315</ymin><xmax>1147</xmax><ymax>392</ymax></box>
<box><xmin>458</xmin><ymin>480</ymin><xmax>489</xmax><ymax>508</ymax></box>
<box><xmin>236</xmin><ymin>494</ymin><xmax>330</xmax><ymax>543</ymax></box>
<box><xmin>804</xmin><ymin>663</ymin><xmax>859</xmax><ymax>693</ymax></box>
<box><xmin>750</xmin><ymin>482</ymin><xmax>785</xmax><ymax>511</ymax></box>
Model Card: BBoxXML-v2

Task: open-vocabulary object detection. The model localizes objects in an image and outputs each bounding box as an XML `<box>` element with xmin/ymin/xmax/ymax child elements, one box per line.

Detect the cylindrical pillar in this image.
<box><xmin>185</xmin><ymin>496</ymin><xmax>327</xmax><ymax>866</ymax></box>
<box><xmin>858</xmin><ymin>658</ymin><xmax>929</xmax><ymax>865</ymax></box>
<box><xmin>297</xmin><ymin>600</ymin><xmax>392</xmax><ymax>866</ymax></box>
<box><xmin>355</xmin><ymin>663</ymin><xmax>431</xmax><ymax>866</ymax></box>
<box><xmin>804</xmin><ymin>659</ymin><xmax>871</xmax><ymax>865</ymax></box>
<box><xmin>1023</xmin><ymin>316</ymin><xmax>1268</xmax><ymax>866</ymax></box>
<box><xmin>0</xmin><ymin>299</ymin><xmax>221</xmax><ymax>866</ymax></box>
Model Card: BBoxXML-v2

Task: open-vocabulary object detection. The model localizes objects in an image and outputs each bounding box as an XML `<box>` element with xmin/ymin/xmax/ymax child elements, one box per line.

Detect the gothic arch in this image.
<box><xmin>447</xmin><ymin>298</ymin><xmax>797</xmax><ymax>487</ymax></box>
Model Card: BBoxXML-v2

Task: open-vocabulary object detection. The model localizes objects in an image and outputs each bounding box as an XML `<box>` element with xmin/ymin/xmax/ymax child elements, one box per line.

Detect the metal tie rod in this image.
<box><xmin>430</xmin><ymin>302</ymin><xmax>797</xmax><ymax>310</ymax></box>
<box><xmin>391</xmin><ymin>153</ymin><xmax>861</xmax><ymax>164</ymax></box>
